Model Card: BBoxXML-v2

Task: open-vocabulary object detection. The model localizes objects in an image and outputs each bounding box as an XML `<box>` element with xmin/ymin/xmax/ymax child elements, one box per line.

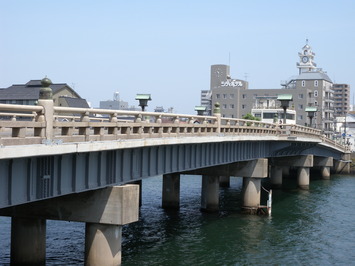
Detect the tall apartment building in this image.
<box><xmin>201</xmin><ymin>41</ymin><xmax>344</xmax><ymax>136</ymax></box>
<box><xmin>208</xmin><ymin>64</ymin><xmax>248</xmax><ymax>118</ymax></box>
<box><xmin>333</xmin><ymin>84</ymin><xmax>350</xmax><ymax>117</ymax></box>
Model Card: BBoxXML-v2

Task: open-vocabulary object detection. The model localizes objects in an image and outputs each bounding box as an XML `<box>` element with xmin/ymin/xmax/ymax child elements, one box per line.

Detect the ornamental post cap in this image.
<box><xmin>213</xmin><ymin>102</ymin><xmax>221</xmax><ymax>114</ymax></box>
<box><xmin>41</xmin><ymin>77</ymin><xmax>52</xmax><ymax>87</ymax></box>
<box><xmin>39</xmin><ymin>76</ymin><xmax>53</xmax><ymax>100</ymax></box>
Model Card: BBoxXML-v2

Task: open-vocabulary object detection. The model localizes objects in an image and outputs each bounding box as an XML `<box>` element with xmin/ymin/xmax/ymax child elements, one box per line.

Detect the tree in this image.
<box><xmin>242</xmin><ymin>113</ymin><xmax>260</xmax><ymax>121</ymax></box>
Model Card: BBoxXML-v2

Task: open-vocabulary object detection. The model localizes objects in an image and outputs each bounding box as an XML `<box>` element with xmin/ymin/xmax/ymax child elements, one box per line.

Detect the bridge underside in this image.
<box><xmin>0</xmin><ymin>140</ymin><xmax>345</xmax><ymax>209</ymax></box>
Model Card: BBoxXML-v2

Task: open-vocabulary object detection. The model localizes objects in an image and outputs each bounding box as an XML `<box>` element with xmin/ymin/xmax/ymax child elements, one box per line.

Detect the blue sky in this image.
<box><xmin>1</xmin><ymin>0</ymin><xmax>354</xmax><ymax>113</ymax></box>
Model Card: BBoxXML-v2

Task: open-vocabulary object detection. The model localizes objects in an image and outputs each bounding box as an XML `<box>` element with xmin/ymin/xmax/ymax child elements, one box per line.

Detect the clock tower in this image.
<box><xmin>297</xmin><ymin>39</ymin><xmax>317</xmax><ymax>74</ymax></box>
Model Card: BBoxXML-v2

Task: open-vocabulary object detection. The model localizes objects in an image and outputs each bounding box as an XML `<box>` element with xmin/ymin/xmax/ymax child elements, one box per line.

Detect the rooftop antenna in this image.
<box><xmin>306</xmin><ymin>38</ymin><xmax>309</xmax><ymax>44</ymax></box>
<box><xmin>228</xmin><ymin>52</ymin><xmax>231</xmax><ymax>66</ymax></box>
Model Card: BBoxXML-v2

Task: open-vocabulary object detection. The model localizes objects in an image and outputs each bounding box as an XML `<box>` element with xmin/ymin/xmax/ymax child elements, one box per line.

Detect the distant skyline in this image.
<box><xmin>1</xmin><ymin>0</ymin><xmax>354</xmax><ymax>114</ymax></box>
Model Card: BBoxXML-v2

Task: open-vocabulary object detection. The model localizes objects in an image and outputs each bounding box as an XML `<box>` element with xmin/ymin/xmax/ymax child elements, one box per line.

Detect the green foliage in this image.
<box><xmin>242</xmin><ymin>113</ymin><xmax>260</xmax><ymax>121</ymax></box>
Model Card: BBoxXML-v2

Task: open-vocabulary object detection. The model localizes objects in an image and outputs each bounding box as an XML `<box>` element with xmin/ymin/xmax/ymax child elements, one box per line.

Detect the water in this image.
<box><xmin>1</xmin><ymin>175</ymin><xmax>355</xmax><ymax>265</ymax></box>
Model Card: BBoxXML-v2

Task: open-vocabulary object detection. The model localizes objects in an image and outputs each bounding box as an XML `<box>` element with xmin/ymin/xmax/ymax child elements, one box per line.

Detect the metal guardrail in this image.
<box><xmin>0</xmin><ymin>103</ymin><xmax>348</xmax><ymax>152</ymax></box>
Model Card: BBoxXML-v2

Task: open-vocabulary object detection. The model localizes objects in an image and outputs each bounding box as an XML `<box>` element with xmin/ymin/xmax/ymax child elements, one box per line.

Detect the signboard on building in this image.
<box><xmin>221</xmin><ymin>80</ymin><xmax>243</xmax><ymax>87</ymax></box>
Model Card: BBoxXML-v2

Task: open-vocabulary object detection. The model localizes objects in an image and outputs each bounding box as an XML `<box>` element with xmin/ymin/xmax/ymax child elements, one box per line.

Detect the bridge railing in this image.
<box><xmin>0</xmin><ymin>102</ymin><xmax>347</xmax><ymax>152</ymax></box>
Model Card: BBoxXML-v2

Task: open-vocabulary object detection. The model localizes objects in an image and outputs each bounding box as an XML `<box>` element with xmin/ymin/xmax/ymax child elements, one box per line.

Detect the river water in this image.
<box><xmin>1</xmin><ymin>174</ymin><xmax>355</xmax><ymax>265</ymax></box>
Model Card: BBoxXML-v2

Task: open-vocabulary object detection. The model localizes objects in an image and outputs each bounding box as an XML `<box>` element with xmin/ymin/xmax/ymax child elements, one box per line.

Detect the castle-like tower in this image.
<box><xmin>297</xmin><ymin>39</ymin><xmax>317</xmax><ymax>74</ymax></box>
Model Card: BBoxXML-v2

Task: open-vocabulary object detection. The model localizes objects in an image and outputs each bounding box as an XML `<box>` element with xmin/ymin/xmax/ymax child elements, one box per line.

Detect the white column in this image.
<box><xmin>85</xmin><ymin>223</ymin><xmax>122</xmax><ymax>266</ymax></box>
<box><xmin>242</xmin><ymin>177</ymin><xmax>261</xmax><ymax>214</ymax></box>
<box><xmin>321</xmin><ymin>166</ymin><xmax>331</xmax><ymax>180</ymax></box>
<box><xmin>297</xmin><ymin>167</ymin><xmax>310</xmax><ymax>189</ymax></box>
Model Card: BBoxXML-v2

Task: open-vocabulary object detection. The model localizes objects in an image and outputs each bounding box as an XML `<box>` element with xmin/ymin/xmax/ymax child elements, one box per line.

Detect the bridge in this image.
<box><xmin>0</xmin><ymin>82</ymin><xmax>350</xmax><ymax>265</ymax></box>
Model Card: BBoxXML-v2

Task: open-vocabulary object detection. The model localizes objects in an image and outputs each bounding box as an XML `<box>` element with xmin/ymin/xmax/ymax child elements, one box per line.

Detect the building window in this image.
<box><xmin>242</xmin><ymin>94</ymin><xmax>246</xmax><ymax>99</ymax></box>
<box><xmin>222</xmin><ymin>104</ymin><xmax>227</xmax><ymax>109</ymax></box>
<box><xmin>216</xmin><ymin>94</ymin><xmax>220</xmax><ymax>99</ymax></box>
<box><xmin>314</xmin><ymin>80</ymin><xmax>318</xmax><ymax>87</ymax></box>
<box><xmin>230</xmin><ymin>94</ymin><xmax>234</xmax><ymax>99</ymax></box>
<box><xmin>298</xmin><ymin>94</ymin><xmax>303</xmax><ymax>99</ymax></box>
<box><xmin>242</xmin><ymin>104</ymin><xmax>246</xmax><ymax>109</ymax></box>
<box><xmin>297</xmin><ymin>115</ymin><xmax>303</xmax><ymax>120</ymax></box>
<box><xmin>302</xmin><ymin>80</ymin><xmax>306</xmax><ymax>87</ymax></box>
<box><xmin>315</xmin><ymin>101</ymin><xmax>318</xmax><ymax>106</ymax></box>
<box><xmin>223</xmin><ymin>94</ymin><xmax>227</xmax><ymax>99</ymax></box>
<box><xmin>314</xmin><ymin>90</ymin><xmax>318</xmax><ymax>97</ymax></box>
<box><xmin>230</xmin><ymin>104</ymin><xmax>234</xmax><ymax>109</ymax></box>
<box><xmin>298</xmin><ymin>104</ymin><xmax>303</xmax><ymax>110</ymax></box>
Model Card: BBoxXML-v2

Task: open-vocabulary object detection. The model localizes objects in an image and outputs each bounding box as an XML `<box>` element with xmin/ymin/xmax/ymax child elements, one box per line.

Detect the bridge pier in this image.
<box><xmin>162</xmin><ymin>173</ymin><xmax>180</xmax><ymax>209</ymax></box>
<box><xmin>201</xmin><ymin>175</ymin><xmax>220</xmax><ymax>212</ymax></box>
<box><xmin>242</xmin><ymin>177</ymin><xmax>261</xmax><ymax>214</ymax></box>
<box><xmin>333</xmin><ymin>153</ymin><xmax>351</xmax><ymax>174</ymax></box>
<box><xmin>236</xmin><ymin>159</ymin><xmax>268</xmax><ymax>214</ymax></box>
<box><xmin>270</xmin><ymin>166</ymin><xmax>283</xmax><ymax>188</ymax></box>
<box><xmin>219</xmin><ymin>176</ymin><xmax>230</xmax><ymax>187</ymax></box>
<box><xmin>271</xmin><ymin>155</ymin><xmax>313</xmax><ymax>190</ymax></box>
<box><xmin>85</xmin><ymin>223</ymin><xmax>122</xmax><ymax>265</ymax></box>
<box><xmin>297</xmin><ymin>167</ymin><xmax>310</xmax><ymax>190</ymax></box>
<box><xmin>1</xmin><ymin>185</ymin><xmax>139</xmax><ymax>266</ymax></box>
<box><xmin>11</xmin><ymin>217</ymin><xmax>46</xmax><ymax>265</ymax></box>
<box><xmin>314</xmin><ymin>157</ymin><xmax>333</xmax><ymax>180</ymax></box>
<box><xmin>321</xmin><ymin>167</ymin><xmax>331</xmax><ymax>179</ymax></box>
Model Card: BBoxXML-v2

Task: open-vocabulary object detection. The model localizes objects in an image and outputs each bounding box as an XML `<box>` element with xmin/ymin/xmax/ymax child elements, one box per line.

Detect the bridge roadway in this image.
<box><xmin>0</xmin><ymin>96</ymin><xmax>350</xmax><ymax>265</ymax></box>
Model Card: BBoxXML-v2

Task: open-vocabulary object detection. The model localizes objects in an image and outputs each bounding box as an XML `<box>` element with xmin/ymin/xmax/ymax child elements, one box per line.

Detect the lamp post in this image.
<box><xmin>305</xmin><ymin>107</ymin><xmax>317</xmax><ymax>127</ymax></box>
<box><xmin>277</xmin><ymin>94</ymin><xmax>293</xmax><ymax>125</ymax></box>
<box><xmin>194</xmin><ymin>106</ymin><xmax>206</xmax><ymax>116</ymax></box>
<box><xmin>343</xmin><ymin>113</ymin><xmax>347</xmax><ymax>144</ymax></box>
<box><xmin>135</xmin><ymin>94</ymin><xmax>151</xmax><ymax>112</ymax></box>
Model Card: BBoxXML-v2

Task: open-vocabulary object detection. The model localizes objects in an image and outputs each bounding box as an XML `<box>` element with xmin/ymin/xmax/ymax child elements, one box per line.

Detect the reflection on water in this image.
<box><xmin>1</xmin><ymin>175</ymin><xmax>355</xmax><ymax>265</ymax></box>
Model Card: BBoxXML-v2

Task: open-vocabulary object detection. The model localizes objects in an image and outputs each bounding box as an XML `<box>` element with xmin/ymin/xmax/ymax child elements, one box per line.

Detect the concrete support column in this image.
<box><xmin>270</xmin><ymin>166</ymin><xmax>283</xmax><ymax>188</ymax></box>
<box><xmin>130</xmin><ymin>180</ymin><xmax>142</xmax><ymax>206</ymax></box>
<box><xmin>321</xmin><ymin>166</ymin><xmax>331</xmax><ymax>180</ymax></box>
<box><xmin>85</xmin><ymin>223</ymin><xmax>122</xmax><ymax>266</ymax></box>
<box><xmin>162</xmin><ymin>173</ymin><xmax>180</xmax><ymax>209</ymax></box>
<box><xmin>11</xmin><ymin>217</ymin><xmax>46</xmax><ymax>265</ymax></box>
<box><xmin>282</xmin><ymin>166</ymin><xmax>290</xmax><ymax>178</ymax></box>
<box><xmin>201</xmin><ymin>175</ymin><xmax>219</xmax><ymax>212</ymax></box>
<box><xmin>297</xmin><ymin>167</ymin><xmax>310</xmax><ymax>190</ymax></box>
<box><xmin>219</xmin><ymin>176</ymin><xmax>230</xmax><ymax>188</ymax></box>
<box><xmin>242</xmin><ymin>177</ymin><xmax>261</xmax><ymax>214</ymax></box>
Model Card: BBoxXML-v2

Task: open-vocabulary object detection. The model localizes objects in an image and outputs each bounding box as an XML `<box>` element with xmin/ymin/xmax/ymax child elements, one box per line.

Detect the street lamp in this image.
<box><xmin>277</xmin><ymin>94</ymin><xmax>293</xmax><ymax>124</ymax></box>
<box><xmin>305</xmin><ymin>106</ymin><xmax>317</xmax><ymax>127</ymax></box>
<box><xmin>135</xmin><ymin>94</ymin><xmax>151</xmax><ymax>111</ymax></box>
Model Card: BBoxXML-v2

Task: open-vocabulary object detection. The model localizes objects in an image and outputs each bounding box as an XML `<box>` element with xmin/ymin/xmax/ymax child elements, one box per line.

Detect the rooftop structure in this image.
<box><xmin>0</xmin><ymin>79</ymin><xmax>89</xmax><ymax>108</ymax></box>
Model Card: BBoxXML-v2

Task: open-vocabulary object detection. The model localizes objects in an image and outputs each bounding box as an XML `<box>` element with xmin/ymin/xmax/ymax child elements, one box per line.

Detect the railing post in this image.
<box><xmin>37</xmin><ymin>77</ymin><xmax>54</xmax><ymax>141</ymax></box>
<box><xmin>213</xmin><ymin>102</ymin><xmax>221</xmax><ymax>134</ymax></box>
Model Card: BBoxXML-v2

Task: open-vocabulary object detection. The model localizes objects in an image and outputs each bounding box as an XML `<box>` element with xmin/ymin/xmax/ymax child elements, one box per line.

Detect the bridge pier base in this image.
<box><xmin>297</xmin><ymin>167</ymin><xmax>310</xmax><ymax>190</ymax></box>
<box><xmin>242</xmin><ymin>177</ymin><xmax>261</xmax><ymax>214</ymax></box>
<box><xmin>321</xmin><ymin>166</ymin><xmax>331</xmax><ymax>180</ymax></box>
<box><xmin>162</xmin><ymin>173</ymin><xmax>180</xmax><ymax>209</ymax></box>
<box><xmin>11</xmin><ymin>217</ymin><xmax>46</xmax><ymax>265</ymax></box>
<box><xmin>219</xmin><ymin>176</ymin><xmax>230</xmax><ymax>187</ymax></box>
<box><xmin>85</xmin><ymin>223</ymin><xmax>122</xmax><ymax>266</ymax></box>
<box><xmin>270</xmin><ymin>166</ymin><xmax>283</xmax><ymax>188</ymax></box>
<box><xmin>201</xmin><ymin>175</ymin><xmax>219</xmax><ymax>212</ymax></box>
